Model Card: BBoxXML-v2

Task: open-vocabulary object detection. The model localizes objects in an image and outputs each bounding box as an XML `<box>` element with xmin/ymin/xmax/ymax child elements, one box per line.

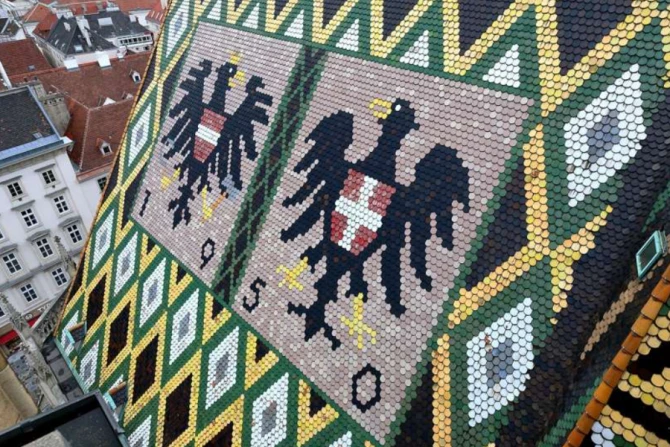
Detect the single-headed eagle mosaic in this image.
<box><xmin>281</xmin><ymin>98</ymin><xmax>471</xmax><ymax>349</ymax></box>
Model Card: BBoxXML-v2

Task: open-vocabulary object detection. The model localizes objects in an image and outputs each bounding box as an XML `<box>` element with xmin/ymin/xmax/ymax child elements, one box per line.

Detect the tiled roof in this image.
<box><xmin>46</xmin><ymin>11</ymin><xmax>150</xmax><ymax>55</ymax></box>
<box><xmin>65</xmin><ymin>98</ymin><xmax>133</xmax><ymax>173</ymax></box>
<box><xmin>566</xmin><ymin>260</ymin><xmax>670</xmax><ymax>447</ymax></box>
<box><xmin>23</xmin><ymin>3</ymin><xmax>53</xmax><ymax>23</ymax></box>
<box><xmin>53</xmin><ymin>0</ymin><xmax>158</xmax><ymax>13</ymax></box>
<box><xmin>9</xmin><ymin>54</ymin><xmax>148</xmax><ymax>174</ymax></box>
<box><xmin>0</xmin><ymin>88</ymin><xmax>55</xmax><ymax>152</ymax></box>
<box><xmin>46</xmin><ymin>16</ymin><xmax>117</xmax><ymax>55</ymax></box>
<box><xmin>33</xmin><ymin>12</ymin><xmax>58</xmax><ymax>39</ymax></box>
<box><xmin>0</xmin><ymin>40</ymin><xmax>52</xmax><ymax>77</ymax></box>
<box><xmin>145</xmin><ymin>1</ymin><xmax>164</xmax><ymax>23</ymax></box>
<box><xmin>113</xmin><ymin>0</ymin><xmax>160</xmax><ymax>12</ymax></box>
<box><xmin>11</xmin><ymin>53</ymin><xmax>149</xmax><ymax>107</ymax></box>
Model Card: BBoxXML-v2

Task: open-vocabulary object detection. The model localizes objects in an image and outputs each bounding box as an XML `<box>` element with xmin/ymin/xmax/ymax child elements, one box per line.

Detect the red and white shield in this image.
<box><xmin>331</xmin><ymin>169</ymin><xmax>396</xmax><ymax>255</ymax></box>
<box><xmin>193</xmin><ymin>108</ymin><xmax>227</xmax><ymax>162</ymax></box>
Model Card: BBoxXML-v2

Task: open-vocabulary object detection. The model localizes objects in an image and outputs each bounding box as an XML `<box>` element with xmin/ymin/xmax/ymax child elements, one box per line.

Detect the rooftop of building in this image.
<box><xmin>9</xmin><ymin>54</ymin><xmax>148</xmax><ymax>174</ymax></box>
<box><xmin>46</xmin><ymin>15</ymin><xmax>118</xmax><ymax>55</ymax></box>
<box><xmin>53</xmin><ymin>0</ymin><xmax>159</xmax><ymax>13</ymax></box>
<box><xmin>11</xmin><ymin>52</ymin><xmax>149</xmax><ymax>107</ymax></box>
<box><xmin>0</xmin><ymin>40</ymin><xmax>52</xmax><ymax>78</ymax></box>
<box><xmin>145</xmin><ymin>0</ymin><xmax>164</xmax><ymax>23</ymax></box>
<box><xmin>0</xmin><ymin>87</ymin><xmax>63</xmax><ymax>160</ymax></box>
<box><xmin>22</xmin><ymin>3</ymin><xmax>53</xmax><ymax>23</ymax></box>
<box><xmin>33</xmin><ymin>12</ymin><xmax>59</xmax><ymax>39</ymax></box>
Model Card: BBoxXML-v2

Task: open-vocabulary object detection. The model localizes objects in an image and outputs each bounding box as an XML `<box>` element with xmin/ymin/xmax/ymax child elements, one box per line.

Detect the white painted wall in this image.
<box><xmin>78</xmin><ymin>173</ymin><xmax>108</xmax><ymax>217</ymax></box>
<box><xmin>0</xmin><ymin>144</ymin><xmax>97</xmax><ymax>335</ymax></box>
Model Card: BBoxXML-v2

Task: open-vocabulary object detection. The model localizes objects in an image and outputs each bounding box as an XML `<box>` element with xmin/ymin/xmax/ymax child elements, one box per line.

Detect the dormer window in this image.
<box><xmin>100</xmin><ymin>140</ymin><xmax>112</xmax><ymax>155</ymax></box>
<box><xmin>130</xmin><ymin>70</ymin><xmax>141</xmax><ymax>83</ymax></box>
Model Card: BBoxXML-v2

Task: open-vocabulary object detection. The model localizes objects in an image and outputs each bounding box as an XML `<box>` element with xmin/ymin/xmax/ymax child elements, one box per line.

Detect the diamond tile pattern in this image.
<box><xmin>53</xmin><ymin>0</ymin><xmax>670</xmax><ymax>445</ymax></box>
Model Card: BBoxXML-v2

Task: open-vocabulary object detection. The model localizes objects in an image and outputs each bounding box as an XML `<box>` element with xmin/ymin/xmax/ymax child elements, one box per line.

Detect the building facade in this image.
<box><xmin>0</xmin><ymin>86</ymin><xmax>95</xmax><ymax>340</ymax></box>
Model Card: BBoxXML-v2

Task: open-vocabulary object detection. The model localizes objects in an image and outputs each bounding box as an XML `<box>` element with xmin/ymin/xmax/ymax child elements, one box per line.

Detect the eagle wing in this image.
<box><xmin>281</xmin><ymin>111</ymin><xmax>354</xmax><ymax>241</ymax></box>
<box><xmin>383</xmin><ymin>144</ymin><xmax>470</xmax><ymax>297</ymax></box>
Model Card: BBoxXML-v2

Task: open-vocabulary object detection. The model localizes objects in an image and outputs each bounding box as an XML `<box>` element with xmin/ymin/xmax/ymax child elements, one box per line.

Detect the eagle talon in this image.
<box><xmin>288</xmin><ymin>301</ymin><xmax>341</xmax><ymax>350</ymax></box>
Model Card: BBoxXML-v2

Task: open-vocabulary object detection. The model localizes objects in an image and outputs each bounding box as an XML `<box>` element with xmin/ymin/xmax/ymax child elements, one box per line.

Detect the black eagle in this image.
<box><xmin>281</xmin><ymin>98</ymin><xmax>470</xmax><ymax>349</ymax></box>
<box><xmin>162</xmin><ymin>56</ymin><xmax>273</xmax><ymax>228</ymax></box>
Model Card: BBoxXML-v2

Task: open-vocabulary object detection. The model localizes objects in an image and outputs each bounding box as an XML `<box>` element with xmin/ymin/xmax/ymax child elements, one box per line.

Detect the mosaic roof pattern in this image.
<box><xmin>54</xmin><ymin>0</ymin><xmax>670</xmax><ymax>445</ymax></box>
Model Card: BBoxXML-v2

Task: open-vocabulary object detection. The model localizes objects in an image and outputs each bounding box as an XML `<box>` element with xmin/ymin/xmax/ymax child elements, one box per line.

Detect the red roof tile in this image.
<box><xmin>9</xmin><ymin>53</ymin><xmax>148</xmax><ymax>175</ymax></box>
<box><xmin>53</xmin><ymin>0</ymin><xmax>157</xmax><ymax>13</ymax></box>
<box><xmin>0</xmin><ymin>40</ymin><xmax>52</xmax><ymax>77</ymax></box>
<box><xmin>66</xmin><ymin>98</ymin><xmax>133</xmax><ymax>173</ymax></box>
<box><xmin>146</xmin><ymin>0</ymin><xmax>164</xmax><ymax>23</ymax></box>
<box><xmin>10</xmin><ymin>53</ymin><xmax>149</xmax><ymax>107</ymax></box>
<box><xmin>113</xmin><ymin>0</ymin><xmax>159</xmax><ymax>12</ymax></box>
<box><xmin>23</xmin><ymin>3</ymin><xmax>53</xmax><ymax>23</ymax></box>
<box><xmin>33</xmin><ymin>12</ymin><xmax>58</xmax><ymax>38</ymax></box>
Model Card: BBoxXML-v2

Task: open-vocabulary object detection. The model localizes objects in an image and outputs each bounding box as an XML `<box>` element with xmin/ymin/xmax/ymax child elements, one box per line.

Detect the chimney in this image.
<box><xmin>0</xmin><ymin>62</ymin><xmax>11</xmax><ymax>89</ymax></box>
<box><xmin>76</xmin><ymin>17</ymin><xmax>92</xmax><ymax>48</ymax></box>
<box><xmin>96</xmin><ymin>52</ymin><xmax>111</xmax><ymax>68</ymax></box>
<box><xmin>64</xmin><ymin>58</ymin><xmax>79</xmax><ymax>71</ymax></box>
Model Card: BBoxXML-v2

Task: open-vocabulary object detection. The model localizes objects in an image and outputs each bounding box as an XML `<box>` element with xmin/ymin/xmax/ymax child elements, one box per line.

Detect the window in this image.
<box><xmin>7</xmin><ymin>181</ymin><xmax>23</xmax><ymax>198</ymax></box>
<box><xmin>0</xmin><ymin>228</ymin><xmax>4</xmax><ymax>241</ymax></box>
<box><xmin>100</xmin><ymin>141</ymin><xmax>112</xmax><ymax>155</ymax></box>
<box><xmin>66</xmin><ymin>223</ymin><xmax>83</xmax><ymax>244</ymax></box>
<box><xmin>42</xmin><ymin>169</ymin><xmax>57</xmax><ymax>185</ymax></box>
<box><xmin>20</xmin><ymin>208</ymin><xmax>38</xmax><ymax>228</ymax></box>
<box><xmin>131</xmin><ymin>70</ymin><xmax>141</xmax><ymax>83</ymax></box>
<box><xmin>20</xmin><ymin>283</ymin><xmax>38</xmax><ymax>302</ymax></box>
<box><xmin>0</xmin><ymin>306</ymin><xmax>4</xmax><ymax>317</ymax></box>
<box><xmin>35</xmin><ymin>237</ymin><xmax>54</xmax><ymax>258</ymax></box>
<box><xmin>52</xmin><ymin>267</ymin><xmax>69</xmax><ymax>287</ymax></box>
<box><xmin>53</xmin><ymin>195</ymin><xmax>70</xmax><ymax>214</ymax></box>
<box><xmin>97</xmin><ymin>177</ymin><xmax>107</xmax><ymax>191</ymax></box>
<box><xmin>2</xmin><ymin>253</ymin><xmax>22</xmax><ymax>275</ymax></box>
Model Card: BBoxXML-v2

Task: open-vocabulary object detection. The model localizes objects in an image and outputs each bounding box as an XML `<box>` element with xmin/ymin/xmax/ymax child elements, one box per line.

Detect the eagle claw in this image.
<box><xmin>288</xmin><ymin>301</ymin><xmax>341</xmax><ymax>350</ymax></box>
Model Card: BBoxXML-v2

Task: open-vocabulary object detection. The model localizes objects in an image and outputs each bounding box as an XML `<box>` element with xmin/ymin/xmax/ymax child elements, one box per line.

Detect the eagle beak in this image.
<box><xmin>369</xmin><ymin>98</ymin><xmax>393</xmax><ymax>120</ymax></box>
<box><xmin>229</xmin><ymin>69</ymin><xmax>246</xmax><ymax>88</ymax></box>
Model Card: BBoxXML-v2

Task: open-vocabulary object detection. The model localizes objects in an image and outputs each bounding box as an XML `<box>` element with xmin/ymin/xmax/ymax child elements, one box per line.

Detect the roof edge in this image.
<box><xmin>564</xmin><ymin>262</ymin><xmax>670</xmax><ymax>447</ymax></box>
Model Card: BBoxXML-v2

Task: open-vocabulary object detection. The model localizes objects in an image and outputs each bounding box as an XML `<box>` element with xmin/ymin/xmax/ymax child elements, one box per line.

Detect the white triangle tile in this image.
<box><xmin>563</xmin><ymin>64</ymin><xmax>646</xmax><ymax>207</ymax></box>
<box><xmin>207</xmin><ymin>0</ymin><xmax>222</xmax><ymax>20</ymax></box>
<box><xmin>328</xmin><ymin>432</ymin><xmax>352</xmax><ymax>447</ymax></box>
<box><xmin>284</xmin><ymin>10</ymin><xmax>304</xmax><ymax>39</ymax></box>
<box><xmin>335</xmin><ymin>19</ymin><xmax>359</xmax><ymax>52</ymax></box>
<box><xmin>483</xmin><ymin>44</ymin><xmax>521</xmax><ymax>88</ymax></box>
<box><xmin>399</xmin><ymin>30</ymin><xmax>429</xmax><ymax>68</ymax></box>
<box><xmin>242</xmin><ymin>4</ymin><xmax>260</xmax><ymax>29</ymax></box>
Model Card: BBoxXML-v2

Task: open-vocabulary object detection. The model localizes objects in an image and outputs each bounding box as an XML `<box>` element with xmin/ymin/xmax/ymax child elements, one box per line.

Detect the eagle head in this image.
<box><xmin>369</xmin><ymin>98</ymin><xmax>420</xmax><ymax>136</ymax></box>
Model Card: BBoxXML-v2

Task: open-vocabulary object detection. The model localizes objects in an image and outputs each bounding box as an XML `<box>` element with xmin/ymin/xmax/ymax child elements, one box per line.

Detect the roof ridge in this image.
<box><xmin>79</xmin><ymin>104</ymin><xmax>91</xmax><ymax>171</ymax></box>
<box><xmin>564</xmin><ymin>262</ymin><xmax>670</xmax><ymax>447</ymax></box>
